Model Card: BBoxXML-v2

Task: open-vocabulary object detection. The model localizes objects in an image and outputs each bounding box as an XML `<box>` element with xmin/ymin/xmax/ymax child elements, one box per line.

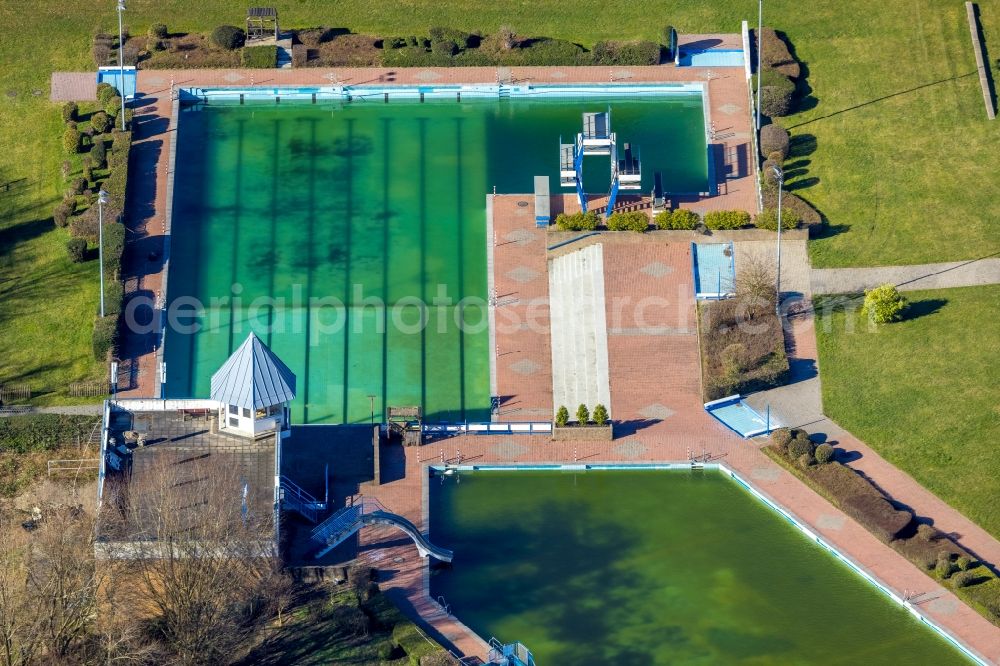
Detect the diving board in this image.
<box><xmin>534</xmin><ymin>176</ymin><xmax>550</xmax><ymax>227</ymax></box>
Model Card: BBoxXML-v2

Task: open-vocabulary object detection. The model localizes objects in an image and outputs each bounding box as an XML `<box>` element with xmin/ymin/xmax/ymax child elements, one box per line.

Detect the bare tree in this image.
<box><xmin>497</xmin><ymin>25</ymin><xmax>517</xmax><ymax>51</ymax></box>
<box><xmin>735</xmin><ymin>254</ymin><xmax>777</xmax><ymax>319</ymax></box>
<box><xmin>100</xmin><ymin>455</ymin><xmax>288</xmax><ymax>666</ymax></box>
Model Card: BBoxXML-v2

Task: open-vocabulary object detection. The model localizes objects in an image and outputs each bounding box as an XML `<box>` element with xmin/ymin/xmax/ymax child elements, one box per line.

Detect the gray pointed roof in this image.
<box><xmin>210</xmin><ymin>333</ymin><xmax>296</xmax><ymax>410</ymax></box>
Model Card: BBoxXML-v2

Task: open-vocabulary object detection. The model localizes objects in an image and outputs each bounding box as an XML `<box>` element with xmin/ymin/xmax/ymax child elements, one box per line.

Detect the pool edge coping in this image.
<box><xmin>419</xmin><ymin>461</ymin><xmax>990</xmax><ymax>666</ymax></box>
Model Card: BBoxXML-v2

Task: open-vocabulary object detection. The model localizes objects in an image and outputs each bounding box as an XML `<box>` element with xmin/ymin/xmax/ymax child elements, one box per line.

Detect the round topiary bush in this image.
<box><xmin>797</xmin><ymin>452</ymin><xmax>813</xmax><ymax>469</ymax></box>
<box><xmin>90</xmin><ymin>111</ymin><xmax>111</xmax><ymax>134</ymax></box>
<box><xmin>148</xmin><ymin>23</ymin><xmax>168</xmax><ymax>39</ymax></box>
<box><xmin>96</xmin><ymin>82</ymin><xmax>117</xmax><ymax>106</ymax></box>
<box><xmin>63</xmin><ymin>127</ymin><xmax>81</xmax><ymax>154</ymax></box>
<box><xmin>956</xmin><ymin>555</ymin><xmax>973</xmax><ymax>571</ymax></box>
<box><xmin>432</xmin><ymin>39</ymin><xmax>458</xmax><ymax>57</ymax></box>
<box><xmin>759</xmin><ymin>123</ymin><xmax>790</xmax><ymax>160</ymax></box>
<box><xmin>814</xmin><ymin>443</ymin><xmax>835</xmax><ymax>464</ymax></box>
<box><xmin>787</xmin><ymin>434</ymin><xmax>815</xmax><ymax>460</ymax></box>
<box><xmin>211</xmin><ymin>25</ymin><xmax>246</xmax><ymax>50</ymax></box>
<box><xmin>90</xmin><ymin>141</ymin><xmax>107</xmax><ymax>169</ymax></box>
<box><xmin>576</xmin><ymin>403</ymin><xmax>590</xmax><ymax>425</ymax></box>
<box><xmin>104</xmin><ymin>95</ymin><xmax>123</xmax><ymax>118</ymax></box>
<box><xmin>863</xmin><ymin>284</ymin><xmax>907</xmax><ymax>324</ymax></box>
<box><xmin>62</xmin><ymin>101</ymin><xmax>78</xmax><ymax>122</ymax></box>
<box><xmin>592</xmin><ymin>404</ymin><xmax>609</xmax><ymax>426</ymax></box>
<box><xmin>66</xmin><ymin>238</ymin><xmax>87</xmax><ymax>263</ymax></box>
<box><xmin>952</xmin><ymin>570</ymin><xmax>976</xmax><ymax>588</ymax></box>
<box><xmin>53</xmin><ymin>202</ymin><xmax>73</xmax><ymax>228</ymax></box>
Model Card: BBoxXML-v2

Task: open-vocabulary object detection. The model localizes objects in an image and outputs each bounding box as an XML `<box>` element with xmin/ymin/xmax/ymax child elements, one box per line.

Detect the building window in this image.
<box><xmin>229</xmin><ymin>417</ymin><xmax>239</xmax><ymax>428</ymax></box>
<box><xmin>229</xmin><ymin>404</ymin><xmax>238</xmax><ymax>415</ymax></box>
<box><xmin>243</xmin><ymin>407</ymin><xmax>251</xmax><ymax>418</ymax></box>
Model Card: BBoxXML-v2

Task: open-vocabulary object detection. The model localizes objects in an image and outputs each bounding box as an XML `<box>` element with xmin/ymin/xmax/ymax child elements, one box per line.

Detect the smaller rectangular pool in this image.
<box><xmin>691</xmin><ymin>241</ymin><xmax>736</xmax><ymax>299</ymax></box>
<box><xmin>679</xmin><ymin>49</ymin><xmax>746</xmax><ymax>67</ymax></box>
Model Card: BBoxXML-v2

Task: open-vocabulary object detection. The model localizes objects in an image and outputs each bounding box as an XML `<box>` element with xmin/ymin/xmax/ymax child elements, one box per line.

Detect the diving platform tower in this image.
<box><xmin>558</xmin><ymin>109</ymin><xmax>641</xmax><ymax>217</ymax></box>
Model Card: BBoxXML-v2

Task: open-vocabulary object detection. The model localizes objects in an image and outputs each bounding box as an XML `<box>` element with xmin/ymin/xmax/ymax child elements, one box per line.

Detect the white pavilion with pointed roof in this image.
<box><xmin>210</xmin><ymin>333</ymin><xmax>297</xmax><ymax>439</ymax></box>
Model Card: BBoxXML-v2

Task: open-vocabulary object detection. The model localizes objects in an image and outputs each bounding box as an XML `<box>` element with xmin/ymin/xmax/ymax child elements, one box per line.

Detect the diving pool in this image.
<box><xmin>164</xmin><ymin>95</ymin><xmax>709</xmax><ymax>424</ymax></box>
<box><xmin>429</xmin><ymin>469</ymin><xmax>974</xmax><ymax>665</ymax></box>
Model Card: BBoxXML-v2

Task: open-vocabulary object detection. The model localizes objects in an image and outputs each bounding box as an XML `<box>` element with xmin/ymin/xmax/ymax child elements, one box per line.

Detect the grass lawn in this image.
<box><xmin>0</xmin><ymin>0</ymin><xmax>998</xmax><ymax>397</ymax></box>
<box><xmin>816</xmin><ymin>285</ymin><xmax>1000</xmax><ymax>538</ymax></box>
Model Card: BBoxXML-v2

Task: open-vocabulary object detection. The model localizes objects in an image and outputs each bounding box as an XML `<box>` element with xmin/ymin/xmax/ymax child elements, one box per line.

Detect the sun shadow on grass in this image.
<box><xmin>904</xmin><ymin>298</ymin><xmax>947</xmax><ymax>321</ymax></box>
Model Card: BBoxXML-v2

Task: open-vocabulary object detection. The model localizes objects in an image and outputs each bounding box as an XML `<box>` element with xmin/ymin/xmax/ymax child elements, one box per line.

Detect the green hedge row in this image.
<box><xmin>605</xmin><ymin>211</ymin><xmax>649</xmax><ymax>232</ymax></box>
<box><xmin>555</xmin><ymin>211</ymin><xmax>599</xmax><ymax>231</ymax></box>
<box><xmin>93</xmin><ymin>130</ymin><xmax>131</xmax><ymax>360</ymax></box>
<box><xmin>654</xmin><ymin>208</ymin><xmax>700</xmax><ymax>230</ymax></box>
<box><xmin>765</xmin><ymin>431</ymin><xmax>1000</xmax><ymax>626</ymax></box>
<box><xmin>703</xmin><ymin>209</ymin><xmax>751</xmax><ymax>230</ymax></box>
<box><xmin>0</xmin><ymin>414</ymin><xmax>100</xmax><ymax>453</ymax></box>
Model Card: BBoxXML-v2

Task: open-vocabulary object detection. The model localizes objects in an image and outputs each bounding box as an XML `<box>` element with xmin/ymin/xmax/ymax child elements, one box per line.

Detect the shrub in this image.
<box><xmin>655</xmin><ymin>208</ymin><xmax>699</xmax><ymax>230</ymax></box>
<box><xmin>148</xmin><ymin>23</ymin><xmax>168</xmax><ymax>39</ymax></box>
<box><xmin>555</xmin><ymin>406</ymin><xmax>569</xmax><ymax>428</ymax></box>
<box><xmin>90</xmin><ymin>140</ymin><xmax>107</xmax><ymax>169</ymax></box>
<box><xmin>111</xmin><ymin>129</ymin><xmax>132</xmax><ymax>155</ymax></box>
<box><xmin>92</xmin><ymin>314</ymin><xmax>119</xmax><ymax>361</ymax></box>
<box><xmin>53</xmin><ymin>203</ymin><xmax>73</xmax><ymax>228</ymax></box>
<box><xmin>575</xmin><ymin>404</ymin><xmax>590</xmax><ymax>425</ymax></box>
<box><xmin>760</xmin><ymin>82</ymin><xmax>794</xmax><ymax>117</ymax></box>
<box><xmin>70</xmin><ymin>177</ymin><xmax>86</xmax><ymax>195</ymax></box>
<box><xmin>242</xmin><ymin>45</ymin><xmax>277</xmax><ymax>68</ymax></box>
<box><xmin>211</xmin><ymin>25</ymin><xmax>245</xmax><ymax>50</ymax></box>
<box><xmin>591</xmin><ymin>40</ymin><xmax>660</xmax><ymax>66</ymax></box>
<box><xmin>814</xmin><ymin>443</ymin><xmax>835</xmax><ymax>464</ymax></box>
<box><xmin>660</xmin><ymin>25</ymin><xmax>676</xmax><ymax>57</ymax></box>
<box><xmin>592</xmin><ymin>404</ymin><xmax>609</xmax><ymax>427</ymax></box>
<box><xmin>770</xmin><ymin>427</ymin><xmax>793</xmax><ymax>450</ymax></box>
<box><xmin>428</xmin><ymin>27</ymin><xmax>472</xmax><ymax>49</ymax></box>
<box><xmin>82</xmin><ymin>157</ymin><xmax>93</xmax><ymax>183</ymax></box>
<box><xmin>382</xmin><ymin>36</ymin><xmax>407</xmax><ymax>49</ymax></box>
<box><xmin>862</xmin><ymin>284</ymin><xmax>907</xmax><ymax>324</ymax></box>
<box><xmin>63</xmin><ymin>127</ymin><xmax>81</xmax><ymax>154</ymax></box>
<box><xmin>105</xmin><ymin>95</ymin><xmax>123</xmax><ymax>118</ymax></box>
<box><xmin>787</xmin><ymin>434</ymin><xmax>815</xmax><ymax>460</ymax></box>
<box><xmin>754</xmin><ymin>207</ymin><xmax>801</xmax><ymax>231</ymax></box>
<box><xmin>431</xmin><ymin>39</ymin><xmax>457</xmax><ymax>57</ymax></box>
<box><xmin>956</xmin><ymin>555</ymin><xmax>973</xmax><ymax>571</ymax></box>
<box><xmin>763</xmin><ymin>190</ymin><xmax>822</xmax><ymax>234</ymax></box>
<box><xmin>96</xmin><ymin>82</ymin><xmax>117</xmax><ymax>105</ymax></box>
<box><xmin>797</xmin><ymin>452</ymin><xmax>813</xmax><ymax>469</ymax></box>
<box><xmin>936</xmin><ymin>553</ymin><xmax>955</xmax><ymax>579</ymax></box>
<box><xmin>495</xmin><ymin>25</ymin><xmax>517</xmax><ymax>51</ymax></box>
<box><xmin>606</xmin><ymin>211</ymin><xmax>648</xmax><ymax>232</ymax></box>
<box><xmin>760</xmin><ymin>123</ymin><xmax>790</xmax><ymax>160</ymax></box>
<box><xmin>952</xmin><ymin>571</ymin><xmax>976</xmax><ymax>588</ymax></box>
<box><xmin>66</xmin><ymin>238</ymin><xmax>88</xmax><ymax>263</ymax></box>
<box><xmin>703</xmin><ymin>209</ymin><xmax>751</xmax><ymax>230</ymax></box>
<box><xmin>0</xmin><ymin>414</ymin><xmax>101</xmax><ymax>454</ymax></box>
<box><xmin>555</xmin><ymin>211</ymin><xmax>599</xmax><ymax>231</ymax></box>
<box><xmin>91</xmin><ymin>110</ymin><xmax>111</xmax><ymax>134</ymax></box>
<box><xmin>102</xmin><ymin>223</ymin><xmax>126</xmax><ymax>278</ymax></box>
<box><xmin>759</xmin><ymin>27</ymin><xmax>801</xmax><ymax>79</ymax></box>
<box><xmin>841</xmin><ymin>490</ymin><xmax>912</xmax><ymax>542</ymax></box>
<box><xmin>61</xmin><ymin>101</ymin><xmax>78</xmax><ymax>122</ymax></box>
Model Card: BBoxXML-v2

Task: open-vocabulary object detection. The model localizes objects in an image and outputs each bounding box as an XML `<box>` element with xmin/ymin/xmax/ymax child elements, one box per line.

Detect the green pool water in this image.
<box><xmin>429</xmin><ymin>470</ymin><xmax>970</xmax><ymax>665</ymax></box>
<box><xmin>165</xmin><ymin>96</ymin><xmax>708</xmax><ymax>423</ymax></box>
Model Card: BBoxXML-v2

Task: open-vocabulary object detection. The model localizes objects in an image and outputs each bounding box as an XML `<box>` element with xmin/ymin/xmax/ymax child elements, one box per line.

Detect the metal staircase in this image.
<box><xmin>310</xmin><ymin>497</ymin><xmax>454</xmax><ymax>562</ymax></box>
<box><xmin>278</xmin><ymin>476</ymin><xmax>327</xmax><ymax>523</ymax></box>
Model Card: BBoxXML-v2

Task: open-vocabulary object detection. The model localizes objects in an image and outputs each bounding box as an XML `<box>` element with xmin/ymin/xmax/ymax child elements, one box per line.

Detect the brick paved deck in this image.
<box><xmin>49</xmin><ymin>72</ymin><xmax>96</xmax><ymax>101</ymax></box>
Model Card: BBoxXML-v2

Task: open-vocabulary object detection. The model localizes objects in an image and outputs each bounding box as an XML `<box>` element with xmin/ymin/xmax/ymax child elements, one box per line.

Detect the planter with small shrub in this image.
<box><xmin>555</xmin><ymin>406</ymin><xmax>569</xmax><ymax>428</ymax></box>
<box><xmin>551</xmin><ymin>403</ymin><xmax>613</xmax><ymax>441</ymax></box>
<box><xmin>703</xmin><ymin>210</ymin><xmax>751</xmax><ymax>230</ymax></box>
<box><xmin>606</xmin><ymin>211</ymin><xmax>649</xmax><ymax>232</ymax></box>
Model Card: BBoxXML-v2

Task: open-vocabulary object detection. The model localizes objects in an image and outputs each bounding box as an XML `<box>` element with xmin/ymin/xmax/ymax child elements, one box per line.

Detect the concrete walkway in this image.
<box><xmin>811</xmin><ymin>257</ymin><xmax>1000</xmax><ymax>294</ymax></box>
<box><xmin>0</xmin><ymin>405</ymin><xmax>103</xmax><ymax>416</ymax></box>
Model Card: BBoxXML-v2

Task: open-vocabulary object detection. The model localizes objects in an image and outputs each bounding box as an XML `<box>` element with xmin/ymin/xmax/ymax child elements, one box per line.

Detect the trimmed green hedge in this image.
<box><xmin>591</xmin><ymin>40</ymin><xmax>660</xmax><ymax>66</ymax></box>
<box><xmin>0</xmin><ymin>414</ymin><xmax>100</xmax><ymax>453</ymax></box>
<box><xmin>606</xmin><ymin>211</ymin><xmax>649</xmax><ymax>232</ymax></box>
<box><xmin>754</xmin><ymin>208</ymin><xmax>801</xmax><ymax>231</ymax></box>
<box><xmin>655</xmin><ymin>208</ymin><xmax>700</xmax><ymax>230</ymax></box>
<box><xmin>555</xmin><ymin>210</ymin><xmax>599</xmax><ymax>231</ymax></box>
<box><xmin>703</xmin><ymin>209</ymin><xmax>751</xmax><ymax>230</ymax></box>
<box><xmin>92</xmin><ymin>313</ymin><xmax>119</xmax><ymax>360</ymax></box>
<box><xmin>242</xmin><ymin>44</ymin><xmax>277</xmax><ymax>68</ymax></box>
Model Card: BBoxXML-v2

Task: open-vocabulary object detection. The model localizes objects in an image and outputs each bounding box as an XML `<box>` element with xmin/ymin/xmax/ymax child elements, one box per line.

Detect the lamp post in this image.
<box><xmin>368</xmin><ymin>395</ymin><xmax>376</xmax><ymax>425</ymax></box>
<box><xmin>117</xmin><ymin>0</ymin><xmax>127</xmax><ymax>130</ymax></box>
<box><xmin>98</xmin><ymin>190</ymin><xmax>109</xmax><ymax>317</ymax></box>
<box><xmin>771</xmin><ymin>165</ymin><xmax>784</xmax><ymax>316</ymax></box>
<box><xmin>756</xmin><ymin>0</ymin><xmax>763</xmax><ymax>131</ymax></box>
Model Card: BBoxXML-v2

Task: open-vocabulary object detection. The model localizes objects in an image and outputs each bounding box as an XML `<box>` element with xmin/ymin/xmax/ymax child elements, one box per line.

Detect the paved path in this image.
<box><xmin>811</xmin><ymin>257</ymin><xmax>1000</xmax><ymax>294</ymax></box>
<box><xmin>0</xmin><ymin>405</ymin><xmax>102</xmax><ymax>416</ymax></box>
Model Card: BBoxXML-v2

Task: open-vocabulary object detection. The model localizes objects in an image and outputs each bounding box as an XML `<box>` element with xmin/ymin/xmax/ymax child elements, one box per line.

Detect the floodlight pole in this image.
<box><xmin>368</xmin><ymin>395</ymin><xmax>376</xmax><ymax>425</ymax></box>
<box><xmin>756</xmin><ymin>0</ymin><xmax>763</xmax><ymax>131</ymax></box>
<box><xmin>98</xmin><ymin>190</ymin><xmax>109</xmax><ymax>318</ymax></box>
<box><xmin>117</xmin><ymin>0</ymin><xmax>127</xmax><ymax>130</ymax></box>
<box><xmin>771</xmin><ymin>165</ymin><xmax>784</xmax><ymax>316</ymax></box>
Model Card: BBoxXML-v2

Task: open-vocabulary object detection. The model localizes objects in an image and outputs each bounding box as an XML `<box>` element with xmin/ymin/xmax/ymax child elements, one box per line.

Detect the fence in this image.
<box><xmin>47</xmin><ymin>458</ymin><xmax>101</xmax><ymax>477</ymax></box>
<box><xmin>69</xmin><ymin>380</ymin><xmax>110</xmax><ymax>398</ymax></box>
<box><xmin>0</xmin><ymin>383</ymin><xmax>31</xmax><ymax>403</ymax></box>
